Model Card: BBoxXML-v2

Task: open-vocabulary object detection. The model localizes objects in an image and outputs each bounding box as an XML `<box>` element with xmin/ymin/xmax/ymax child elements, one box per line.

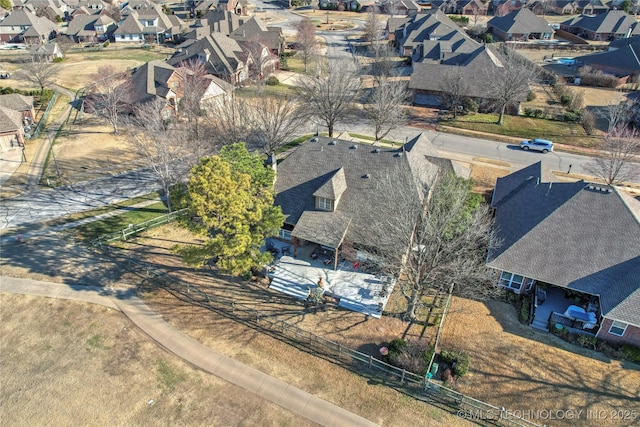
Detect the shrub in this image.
<box><xmin>266</xmin><ymin>76</ymin><xmax>279</xmax><ymax>86</ymax></box>
<box><xmin>578</xmin><ymin>66</ymin><xmax>620</xmax><ymax>88</ymax></box>
<box><xmin>384</xmin><ymin>338</ymin><xmax>433</xmax><ymax>375</ymax></box>
<box><xmin>576</xmin><ymin>335</ymin><xmax>597</xmax><ymax>349</ymax></box>
<box><xmin>563</xmin><ymin>109</ymin><xmax>583</xmax><ymax>122</ymax></box>
<box><xmin>560</xmin><ymin>94</ymin><xmax>572</xmax><ymax>106</ymax></box>
<box><xmin>520</xmin><ymin>297</ymin><xmax>531</xmax><ymax>323</ymax></box>
<box><xmin>621</xmin><ymin>345</ymin><xmax>640</xmax><ymax>363</ymax></box>
<box><xmin>103</xmin><ymin>40</ymin><xmax>110</xmax><ymax>48</ymax></box>
<box><xmin>465</xmin><ymin>98</ymin><xmax>478</xmax><ymax>113</ymax></box>
<box><xmin>527</xmin><ymin>91</ymin><xmax>536</xmax><ymax>102</ymax></box>
<box><xmin>582</xmin><ymin>110</ymin><xmax>596</xmax><ymax>135</ymax></box>
<box><xmin>448</xmin><ymin>15</ymin><xmax>469</xmax><ymax>25</ymax></box>
<box><xmin>53</xmin><ymin>57</ymin><xmax>65</xmax><ymax>63</ymax></box>
<box><xmin>440</xmin><ymin>349</ymin><xmax>470</xmax><ymax>377</ymax></box>
<box><xmin>480</xmin><ymin>33</ymin><xmax>493</xmax><ymax>44</ymax></box>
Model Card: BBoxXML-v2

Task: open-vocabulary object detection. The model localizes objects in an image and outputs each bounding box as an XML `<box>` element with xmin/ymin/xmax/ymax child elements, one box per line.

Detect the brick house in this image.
<box><xmin>560</xmin><ymin>10</ymin><xmax>640</xmax><ymax>41</ymax></box>
<box><xmin>487</xmin><ymin>8</ymin><xmax>554</xmax><ymax>42</ymax></box>
<box><xmin>487</xmin><ymin>162</ymin><xmax>640</xmax><ymax>347</ymax></box>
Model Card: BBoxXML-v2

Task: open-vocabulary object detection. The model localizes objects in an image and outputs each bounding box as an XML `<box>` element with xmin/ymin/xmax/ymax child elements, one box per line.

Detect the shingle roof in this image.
<box><xmin>575</xmin><ymin>41</ymin><xmax>640</xmax><ymax>75</ymax></box>
<box><xmin>0</xmin><ymin>94</ymin><xmax>34</xmax><ymax>112</ymax></box>
<box><xmin>409</xmin><ymin>45</ymin><xmax>528</xmax><ymax>101</ymax></box>
<box><xmin>128</xmin><ymin>60</ymin><xmax>178</xmax><ymax>104</ymax></box>
<box><xmin>487</xmin><ymin>165</ymin><xmax>640</xmax><ymax>325</ymax></box>
<box><xmin>313</xmin><ymin>167</ymin><xmax>347</xmax><ymax>201</ymax></box>
<box><xmin>66</xmin><ymin>14</ymin><xmax>114</xmax><ymax>36</ymax></box>
<box><xmin>167</xmin><ymin>33</ymin><xmax>245</xmax><ymax>77</ymax></box>
<box><xmin>274</xmin><ymin>134</ymin><xmax>445</xmax><ymax>247</ymax></box>
<box><xmin>0</xmin><ymin>106</ymin><xmax>23</xmax><ymax>133</ymax></box>
<box><xmin>488</xmin><ymin>8</ymin><xmax>553</xmax><ymax>35</ymax></box>
<box><xmin>561</xmin><ymin>10</ymin><xmax>639</xmax><ymax>35</ymax></box>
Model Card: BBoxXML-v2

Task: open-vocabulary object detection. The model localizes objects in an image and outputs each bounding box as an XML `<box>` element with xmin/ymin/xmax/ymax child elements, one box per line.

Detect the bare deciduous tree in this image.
<box><xmin>484</xmin><ymin>46</ymin><xmax>537</xmax><ymax>125</ymax></box>
<box><xmin>202</xmin><ymin>95</ymin><xmax>251</xmax><ymax>147</ymax></box>
<box><xmin>442</xmin><ymin>66</ymin><xmax>469</xmax><ymax>118</ymax></box>
<box><xmin>299</xmin><ymin>60</ymin><xmax>361</xmax><ymax>137</ymax></box>
<box><xmin>363</xmin><ymin>76</ymin><xmax>410</xmax><ymax>142</ymax></box>
<box><xmin>243</xmin><ymin>94</ymin><xmax>307</xmax><ymax>165</ymax></box>
<box><xmin>370</xmin><ymin>44</ymin><xmax>398</xmax><ymax>86</ymax></box>
<box><xmin>363</xmin><ymin>7</ymin><xmax>385</xmax><ymax>57</ymax></box>
<box><xmin>294</xmin><ymin>18</ymin><xmax>320</xmax><ymax>73</ymax></box>
<box><xmin>177</xmin><ymin>59</ymin><xmax>209</xmax><ymax>139</ymax></box>
<box><xmin>584</xmin><ymin>125</ymin><xmax>640</xmax><ymax>185</ymax></box>
<box><xmin>127</xmin><ymin>99</ymin><xmax>191</xmax><ymax>212</ymax></box>
<box><xmin>367</xmin><ymin>166</ymin><xmax>498</xmax><ymax>321</ymax></box>
<box><xmin>85</xmin><ymin>65</ymin><xmax>131</xmax><ymax>133</ymax></box>
<box><xmin>17</xmin><ymin>54</ymin><xmax>59</xmax><ymax>94</ymax></box>
<box><xmin>241</xmin><ymin>36</ymin><xmax>276</xmax><ymax>82</ymax></box>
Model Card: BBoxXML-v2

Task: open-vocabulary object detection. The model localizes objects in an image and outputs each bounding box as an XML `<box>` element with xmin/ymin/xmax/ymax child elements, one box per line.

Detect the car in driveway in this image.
<box><xmin>520</xmin><ymin>138</ymin><xmax>553</xmax><ymax>153</ymax></box>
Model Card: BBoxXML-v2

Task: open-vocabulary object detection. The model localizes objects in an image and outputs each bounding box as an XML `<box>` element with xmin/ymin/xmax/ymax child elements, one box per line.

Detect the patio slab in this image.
<box><xmin>267</xmin><ymin>254</ymin><xmax>394</xmax><ymax>319</ymax></box>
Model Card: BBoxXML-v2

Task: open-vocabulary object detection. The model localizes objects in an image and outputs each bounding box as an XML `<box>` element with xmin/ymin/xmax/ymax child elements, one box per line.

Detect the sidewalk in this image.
<box><xmin>0</xmin><ymin>277</ymin><xmax>379</xmax><ymax>427</ymax></box>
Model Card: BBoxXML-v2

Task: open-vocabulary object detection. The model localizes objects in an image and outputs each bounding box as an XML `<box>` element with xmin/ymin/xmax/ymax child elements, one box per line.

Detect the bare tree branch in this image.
<box><xmin>85</xmin><ymin>65</ymin><xmax>131</xmax><ymax>134</ymax></box>
<box><xmin>294</xmin><ymin>18</ymin><xmax>321</xmax><ymax>73</ymax></box>
<box><xmin>16</xmin><ymin>53</ymin><xmax>59</xmax><ymax>94</ymax></box>
<box><xmin>298</xmin><ymin>60</ymin><xmax>361</xmax><ymax>137</ymax></box>
<box><xmin>363</xmin><ymin>75</ymin><xmax>410</xmax><ymax>142</ymax></box>
<box><xmin>584</xmin><ymin>125</ymin><xmax>640</xmax><ymax>185</ymax></box>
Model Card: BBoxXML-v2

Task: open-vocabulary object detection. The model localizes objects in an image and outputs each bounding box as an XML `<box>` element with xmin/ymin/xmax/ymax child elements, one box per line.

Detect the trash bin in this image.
<box><xmin>429</xmin><ymin>363</ymin><xmax>439</xmax><ymax>378</ymax></box>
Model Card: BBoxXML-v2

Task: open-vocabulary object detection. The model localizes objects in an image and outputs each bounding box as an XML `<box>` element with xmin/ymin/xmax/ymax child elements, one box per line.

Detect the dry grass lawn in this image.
<box><xmin>0</xmin><ymin>293</ymin><xmax>315</xmax><ymax>427</ymax></box>
<box><xmin>54</xmin><ymin>59</ymin><xmax>142</xmax><ymax>91</ymax></box>
<box><xmin>441</xmin><ymin>298</ymin><xmax>640</xmax><ymax>427</ymax></box>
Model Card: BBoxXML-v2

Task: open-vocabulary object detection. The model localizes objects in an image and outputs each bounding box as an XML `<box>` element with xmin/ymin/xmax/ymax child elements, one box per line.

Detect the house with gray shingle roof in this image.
<box><xmin>65</xmin><ymin>13</ymin><xmax>115</xmax><ymax>42</ymax></box>
<box><xmin>487</xmin><ymin>162</ymin><xmax>640</xmax><ymax>347</ymax></box>
<box><xmin>273</xmin><ymin>134</ymin><xmax>449</xmax><ymax>269</ymax></box>
<box><xmin>126</xmin><ymin>59</ymin><xmax>234</xmax><ymax>116</ymax></box>
<box><xmin>487</xmin><ymin>8</ymin><xmax>553</xmax><ymax>41</ymax></box>
<box><xmin>0</xmin><ymin>94</ymin><xmax>36</xmax><ymax>123</ymax></box>
<box><xmin>574</xmin><ymin>36</ymin><xmax>640</xmax><ymax>82</ymax></box>
<box><xmin>561</xmin><ymin>10</ymin><xmax>640</xmax><ymax>41</ymax></box>
<box><xmin>114</xmin><ymin>2</ymin><xmax>183</xmax><ymax>43</ymax></box>
<box><xmin>30</xmin><ymin>42</ymin><xmax>64</xmax><ymax>60</ymax></box>
<box><xmin>0</xmin><ymin>106</ymin><xmax>26</xmax><ymax>152</ymax></box>
<box><xmin>0</xmin><ymin>8</ymin><xmax>58</xmax><ymax>43</ymax></box>
<box><xmin>168</xmin><ymin>32</ymin><xmax>251</xmax><ymax>85</ymax></box>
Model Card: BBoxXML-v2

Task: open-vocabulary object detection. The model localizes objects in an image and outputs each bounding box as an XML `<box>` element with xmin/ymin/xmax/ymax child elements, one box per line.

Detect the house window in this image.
<box><xmin>278</xmin><ymin>229</ymin><xmax>292</xmax><ymax>241</ymax></box>
<box><xmin>609</xmin><ymin>321</ymin><xmax>628</xmax><ymax>337</ymax></box>
<box><xmin>317</xmin><ymin>197</ymin><xmax>332</xmax><ymax>211</ymax></box>
<box><xmin>499</xmin><ymin>271</ymin><xmax>533</xmax><ymax>291</ymax></box>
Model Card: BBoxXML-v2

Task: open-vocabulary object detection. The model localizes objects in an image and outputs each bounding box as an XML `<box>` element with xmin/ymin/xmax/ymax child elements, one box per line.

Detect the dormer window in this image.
<box><xmin>317</xmin><ymin>197</ymin><xmax>333</xmax><ymax>211</ymax></box>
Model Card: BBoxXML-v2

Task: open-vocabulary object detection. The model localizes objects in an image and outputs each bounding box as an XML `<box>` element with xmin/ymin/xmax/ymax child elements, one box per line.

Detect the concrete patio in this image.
<box><xmin>265</xmin><ymin>240</ymin><xmax>394</xmax><ymax>318</ymax></box>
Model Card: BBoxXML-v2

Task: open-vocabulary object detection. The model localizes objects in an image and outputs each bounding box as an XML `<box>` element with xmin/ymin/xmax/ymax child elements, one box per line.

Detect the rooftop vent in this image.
<box><xmin>350</xmin><ymin>145</ymin><xmax>358</xmax><ymax>149</ymax></box>
<box><xmin>329</xmin><ymin>140</ymin><xmax>337</xmax><ymax>146</ymax></box>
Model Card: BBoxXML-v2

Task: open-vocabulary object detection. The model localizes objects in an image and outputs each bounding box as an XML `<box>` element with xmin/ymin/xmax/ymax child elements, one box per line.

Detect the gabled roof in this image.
<box><xmin>114</xmin><ymin>11</ymin><xmax>143</xmax><ymax>34</ymax></box>
<box><xmin>22</xmin><ymin>18</ymin><xmax>58</xmax><ymax>37</ymax></box>
<box><xmin>397</xmin><ymin>10</ymin><xmax>469</xmax><ymax>50</ymax></box>
<box><xmin>409</xmin><ymin>45</ymin><xmax>528</xmax><ymax>101</ymax></box>
<box><xmin>561</xmin><ymin>10</ymin><xmax>640</xmax><ymax>35</ymax></box>
<box><xmin>491</xmin><ymin>161</ymin><xmax>558</xmax><ymax>207</ymax></box>
<box><xmin>128</xmin><ymin>60</ymin><xmax>178</xmax><ymax>104</ymax></box>
<box><xmin>575</xmin><ymin>40</ymin><xmax>640</xmax><ymax>75</ymax></box>
<box><xmin>29</xmin><ymin>42</ymin><xmax>60</xmax><ymax>56</ymax></box>
<box><xmin>488</xmin><ymin>8</ymin><xmax>553</xmax><ymax>34</ymax></box>
<box><xmin>0</xmin><ymin>8</ymin><xmax>55</xmax><ymax>27</ymax></box>
<box><xmin>200</xmin><ymin>9</ymin><xmax>243</xmax><ymax>34</ymax></box>
<box><xmin>487</xmin><ymin>164</ymin><xmax>640</xmax><ymax>325</ymax></box>
<box><xmin>0</xmin><ymin>106</ymin><xmax>23</xmax><ymax>133</ymax></box>
<box><xmin>228</xmin><ymin>16</ymin><xmax>282</xmax><ymax>52</ymax></box>
<box><xmin>274</xmin><ymin>135</ymin><xmax>445</xmax><ymax>248</ymax></box>
<box><xmin>167</xmin><ymin>33</ymin><xmax>245</xmax><ymax>76</ymax></box>
<box><xmin>66</xmin><ymin>13</ymin><xmax>114</xmax><ymax>36</ymax></box>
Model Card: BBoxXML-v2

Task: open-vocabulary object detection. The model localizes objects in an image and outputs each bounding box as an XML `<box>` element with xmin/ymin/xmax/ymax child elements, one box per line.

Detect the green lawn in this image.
<box><xmin>73</xmin><ymin>201</ymin><xmax>169</xmax><ymax>242</ymax></box>
<box><xmin>442</xmin><ymin>113</ymin><xmax>601</xmax><ymax>148</ymax></box>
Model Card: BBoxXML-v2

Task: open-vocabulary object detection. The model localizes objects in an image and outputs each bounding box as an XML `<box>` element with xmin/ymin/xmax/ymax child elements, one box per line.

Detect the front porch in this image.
<box><xmin>530</xmin><ymin>285</ymin><xmax>599</xmax><ymax>336</ymax></box>
<box><xmin>265</xmin><ymin>239</ymin><xmax>394</xmax><ymax>318</ymax></box>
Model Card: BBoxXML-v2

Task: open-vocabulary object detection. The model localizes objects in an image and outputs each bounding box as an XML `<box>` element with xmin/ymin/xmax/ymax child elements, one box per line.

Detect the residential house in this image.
<box><xmin>560</xmin><ymin>10</ymin><xmax>640</xmax><ymax>41</ymax></box>
<box><xmin>431</xmin><ymin>0</ymin><xmax>487</xmax><ymax>16</ymax></box>
<box><xmin>126</xmin><ymin>59</ymin><xmax>234</xmax><ymax>116</ymax></box>
<box><xmin>0</xmin><ymin>106</ymin><xmax>25</xmax><ymax>152</ymax></box>
<box><xmin>273</xmin><ymin>134</ymin><xmax>447</xmax><ymax>270</ymax></box>
<box><xmin>65</xmin><ymin>13</ymin><xmax>115</xmax><ymax>41</ymax></box>
<box><xmin>29</xmin><ymin>41</ymin><xmax>64</xmax><ymax>59</ymax></box>
<box><xmin>217</xmin><ymin>0</ymin><xmax>244</xmax><ymax>15</ymax></box>
<box><xmin>228</xmin><ymin>16</ymin><xmax>284</xmax><ymax>56</ymax></box>
<box><xmin>549</xmin><ymin>0</ymin><xmax>578</xmax><ymax>15</ymax></box>
<box><xmin>393</xmin><ymin>10</ymin><xmax>478</xmax><ymax>58</ymax></box>
<box><xmin>114</xmin><ymin>2</ymin><xmax>183</xmax><ymax>43</ymax></box>
<box><xmin>574</xmin><ymin>36</ymin><xmax>640</xmax><ymax>83</ymax></box>
<box><xmin>488</xmin><ymin>8</ymin><xmax>554</xmax><ymax>41</ymax></box>
<box><xmin>168</xmin><ymin>32</ymin><xmax>251</xmax><ymax>85</ymax></box>
<box><xmin>409</xmin><ymin>43</ymin><xmax>527</xmax><ymax>110</ymax></box>
<box><xmin>491</xmin><ymin>0</ymin><xmax>524</xmax><ymax>17</ymax></box>
<box><xmin>23</xmin><ymin>0</ymin><xmax>66</xmax><ymax>22</ymax></box>
<box><xmin>487</xmin><ymin>162</ymin><xmax>640</xmax><ymax>347</ymax></box>
<box><xmin>0</xmin><ymin>8</ymin><xmax>58</xmax><ymax>43</ymax></box>
<box><xmin>576</xmin><ymin>0</ymin><xmax>609</xmax><ymax>15</ymax></box>
<box><xmin>193</xmin><ymin>0</ymin><xmax>218</xmax><ymax>17</ymax></box>
<box><xmin>382</xmin><ymin>0</ymin><xmax>422</xmax><ymax>15</ymax></box>
<box><xmin>0</xmin><ymin>93</ymin><xmax>35</xmax><ymax>123</ymax></box>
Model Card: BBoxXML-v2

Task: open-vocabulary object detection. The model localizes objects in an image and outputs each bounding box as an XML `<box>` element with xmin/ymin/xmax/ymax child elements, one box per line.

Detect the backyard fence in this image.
<box><xmin>90</xmin><ymin>209</ymin><xmax>187</xmax><ymax>247</ymax></box>
<box><xmin>30</xmin><ymin>90</ymin><xmax>58</xmax><ymax>139</ymax></box>
<box><xmin>92</xmin><ymin>224</ymin><xmax>542</xmax><ymax>427</ymax></box>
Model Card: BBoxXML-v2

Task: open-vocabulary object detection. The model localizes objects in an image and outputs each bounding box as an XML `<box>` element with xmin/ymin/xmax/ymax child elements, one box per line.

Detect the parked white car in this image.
<box><xmin>520</xmin><ymin>138</ymin><xmax>553</xmax><ymax>153</ymax></box>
